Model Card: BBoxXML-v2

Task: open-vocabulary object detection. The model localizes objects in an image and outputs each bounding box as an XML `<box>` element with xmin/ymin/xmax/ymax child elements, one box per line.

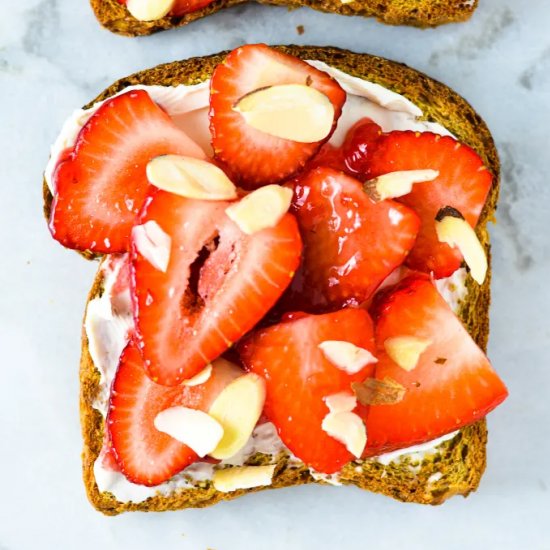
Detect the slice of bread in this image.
<box><xmin>90</xmin><ymin>0</ymin><xmax>478</xmax><ymax>36</ymax></box>
<box><xmin>49</xmin><ymin>46</ymin><xmax>498</xmax><ymax>515</ymax></box>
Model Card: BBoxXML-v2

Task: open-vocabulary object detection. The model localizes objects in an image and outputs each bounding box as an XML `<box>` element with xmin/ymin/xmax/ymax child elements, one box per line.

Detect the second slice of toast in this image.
<box><xmin>90</xmin><ymin>0</ymin><xmax>479</xmax><ymax>36</ymax></box>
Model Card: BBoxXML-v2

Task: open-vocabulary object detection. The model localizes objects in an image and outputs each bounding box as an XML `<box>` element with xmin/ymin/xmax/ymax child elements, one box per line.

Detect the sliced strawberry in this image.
<box><xmin>365</xmin><ymin>274</ymin><xmax>508</xmax><ymax>453</ymax></box>
<box><xmin>365</xmin><ymin>132</ymin><xmax>492</xmax><ymax>278</ymax></box>
<box><xmin>107</xmin><ymin>341</ymin><xmax>241</xmax><ymax>486</ymax></box>
<box><xmin>118</xmin><ymin>0</ymin><xmax>214</xmax><ymax>16</ymax></box>
<box><xmin>131</xmin><ymin>190</ymin><xmax>302</xmax><ymax>386</ymax></box>
<box><xmin>209</xmin><ymin>44</ymin><xmax>346</xmax><ymax>188</ymax></box>
<box><xmin>283</xmin><ymin>167</ymin><xmax>420</xmax><ymax>312</ymax></box>
<box><xmin>239</xmin><ymin>309</ymin><xmax>376</xmax><ymax>474</ymax></box>
<box><xmin>342</xmin><ymin>117</ymin><xmax>382</xmax><ymax>176</ymax></box>
<box><xmin>49</xmin><ymin>90</ymin><xmax>204</xmax><ymax>253</ymax></box>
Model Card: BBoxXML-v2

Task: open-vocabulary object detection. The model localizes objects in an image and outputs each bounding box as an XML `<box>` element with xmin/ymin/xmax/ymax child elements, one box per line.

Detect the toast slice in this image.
<box><xmin>90</xmin><ymin>0</ymin><xmax>479</xmax><ymax>36</ymax></box>
<box><xmin>53</xmin><ymin>46</ymin><xmax>499</xmax><ymax>515</ymax></box>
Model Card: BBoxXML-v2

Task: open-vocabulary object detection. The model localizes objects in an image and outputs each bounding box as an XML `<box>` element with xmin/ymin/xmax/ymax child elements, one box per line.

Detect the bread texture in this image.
<box><xmin>51</xmin><ymin>46</ymin><xmax>499</xmax><ymax>515</ymax></box>
<box><xmin>90</xmin><ymin>0</ymin><xmax>478</xmax><ymax>36</ymax></box>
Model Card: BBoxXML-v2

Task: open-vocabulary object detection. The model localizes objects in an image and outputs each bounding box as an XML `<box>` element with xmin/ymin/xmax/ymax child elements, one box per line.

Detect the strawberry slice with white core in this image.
<box><xmin>131</xmin><ymin>190</ymin><xmax>302</xmax><ymax>386</ymax></box>
<box><xmin>285</xmin><ymin>167</ymin><xmax>420</xmax><ymax>312</ymax></box>
<box><xmin>50</xmin><ymin>90</ymin><xmax>204</xmax><ymax>253</ymax></box>
<box><xmin>365</xmin><ymin>131</ymin><xmax>492</xmax><ymax>278</ymax></box>
<box><xmin>365</xmin><ymin>274</ymin><xmax>508</xmax><ymax>453</ymax></box>
<box><xmin>209</xmin><ymin>44</ymin><xmax>346</xmax><ymax>188</ymax></box>
<box><xmin>239</xmin><ymin>309</ymin><xmax>376</xmax><ymax>474</ymax></box>
<box><xmin>107</xmin><ymin>342</ymin><xmax>242</xmax><ymax>486</ymax></box>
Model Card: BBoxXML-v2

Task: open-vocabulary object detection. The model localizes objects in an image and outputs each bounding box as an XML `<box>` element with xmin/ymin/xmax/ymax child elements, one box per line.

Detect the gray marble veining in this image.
<box><xmin>0</xmin><ymin>0</ymin><xmax>549</xmax><ymax>548</ymax></box>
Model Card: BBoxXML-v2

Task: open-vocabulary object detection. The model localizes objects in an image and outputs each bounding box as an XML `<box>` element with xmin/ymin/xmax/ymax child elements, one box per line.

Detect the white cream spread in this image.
<box><xmin>52</xmin><ymin>61</ymin><xmax>466</xmax><ymax>503</ymax></box>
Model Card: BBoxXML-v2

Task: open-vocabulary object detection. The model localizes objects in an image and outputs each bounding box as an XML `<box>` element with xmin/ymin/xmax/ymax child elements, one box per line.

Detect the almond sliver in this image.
<box><xmin>384</xmin><ymin>336</ymin><xmax>431</xmax><ymax>371</ymax></box>
<box><xmin>435</xmin><ymin>207</ymin><xmax>487</xmax><ymax>284</ymax></box>
<box><xmin>321</xmin><ymin>411</ymin><xmax>367</xmax><ymax>458</ymax></box>
<box><xmin>364</xmin><ymin>169</ymin><xmax>439</xmax><ymax>202</ymax></box>
<box><xmin>233</xmin><ymin>84</ymin><xmax>335</xmax><ymax>143</ymax></box>
<box><xmin>126</xmin><ymin>0</ymin><xmax>174</xmax><ymax>21</ymax></box>
<box><xmin>146</xmin><ymin>155</ymin><xmax>237</xmax><ymax>200</ymax></box>
<box><xmin>225</xmin><ymin>185</ymin><xmax>293</xmax><ymax>235</ymax></box>
<box><xmin>318</xmin><ymin>340</ymin><xmax>377</xmax><ymax>374</ymax></box>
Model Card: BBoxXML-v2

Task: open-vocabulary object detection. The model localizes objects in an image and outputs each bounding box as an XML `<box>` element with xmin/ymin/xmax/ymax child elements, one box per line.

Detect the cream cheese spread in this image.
<box><xmin>48</xmin><ymin>61</ymin><xmax>464</xmax><ymax>503</ymax></box>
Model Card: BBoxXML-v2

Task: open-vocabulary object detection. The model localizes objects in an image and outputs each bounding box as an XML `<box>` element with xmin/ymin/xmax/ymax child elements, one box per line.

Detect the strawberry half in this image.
<box><xmin>239</xmin><ymin>309</ymin><xmax>376</xmax><ymax>474</ymax></box>
<box><xmin>365</xmin><ymin>274</ymin><xmax>508</xmax><ymax>453</ymax></box>
<box><xmin>107</xmin><ymin>341</ymin><xmax>241</xmax><ymax>486</ymax></box>
<box><xmin>284</xmin><ymin>167</ymin><xmax>420</xmax><ymax>312</ymax></box>
<box><xmin>50</xmin><ymin>90</ymin><xmax>204</xmax><ymax>253</ymax></box>
<box><xmin>365</xmin><ymin>132</ymin><xmax>492</xmax><ymax>278</ymax></box>
<box><xmin>131</xmin><ymin>190</ymin><xmax>302</xmax><ymax>386</ymax></box>
<box><xmin>209</xmin><ymin>44</ymin><xmax>346</xmax><ymax>189</ymax></box>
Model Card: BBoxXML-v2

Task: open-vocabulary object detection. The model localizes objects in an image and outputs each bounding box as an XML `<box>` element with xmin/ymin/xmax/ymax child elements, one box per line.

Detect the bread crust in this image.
<box><xmin>61</xmin><ymin>46</ymin><xmax>498</xmax><ymax>514</ymax></box>
<box><xmin>89</xmin><ymin>0</ymin><xmax>478</xmax><ymax>36</ymax></box>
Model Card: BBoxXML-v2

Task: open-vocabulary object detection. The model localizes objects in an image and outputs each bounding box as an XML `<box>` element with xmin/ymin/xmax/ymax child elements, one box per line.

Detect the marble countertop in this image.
<box><xmin>1</xmin><ymin>0</ymin><xmax>549</xmax><ymax>548</ymax></box>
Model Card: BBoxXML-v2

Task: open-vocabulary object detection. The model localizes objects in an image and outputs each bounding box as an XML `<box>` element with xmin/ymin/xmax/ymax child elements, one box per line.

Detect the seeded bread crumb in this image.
<box><xmin>45</xmin><ymin>46</ymin><xmax>498</xmax><ymax>514</ymax></box>
<box><xmin>89</xmin><ymin>0</ymin><xmax>478</xmax><ymax>36</ymax></box>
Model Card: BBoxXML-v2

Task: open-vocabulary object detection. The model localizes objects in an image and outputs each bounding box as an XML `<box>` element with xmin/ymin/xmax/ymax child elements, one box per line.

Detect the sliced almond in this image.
<box><xmin>182</xmin><ymin>364</ymin><xmax>212</xmax><ymax>387</ymax></box>
<box><xmin>318</xmin><ymin>341</ymin><xmax>378</xmax><ymax>374</ymax></box>
<box><xmin>352</xmin><ymin>377</ymin><xmax>406</xmax><ymax>406</ymax></box>
<box><xmin>132</xmin><ymin>220</ymin><xmax>171</xmax><ymax>272</ymax></box>
<box><xmin>435</xmin><ymin>206</ymin><xmax>487</xmax><ymax>284</ymax></box>
<box><xmin>364</xmin><ymin>169</ymin><xmax>439</xmax><ymax>202</ymax></box>
<box><xmin>153</xmin><ymin>406</ymin><xmax>223</xmax><ymax>457</ymax></box>
<box><xmin>225</xmin><ymin>185</ymin><xmax>293</xmax><ymax>235</ymax></box>
<box><xmin>384</xmin><ymin>336</ymin><xmax>432</xmax><ymax>371</ymax></box>
<box><xmin>147</xmin><ymin>155</ymin><xmax>237</xmax><ymax>200</ymax></box>
<box><xmin>212</xmin><ymin>465</ymin><xmax>276</xmax><ymax>493</ymax></box>
<box><xmin>208</xmin><ymin>373</ymin><xmax>266</xmax><ymax>460</ymax></box>
<box><xmin>233</xmin><ymin>84</ymin><xmax>334</xmax><ymax>143</ymax></box>
<box><xmin>126</xmin><ymin>0</ymin><xmax>174</xmax><ymax>21</ymax></box>
<box><xmin>324</xmin><ymin>392</ymin><xmax>357</xmax><ymax>414</ymax></box>
<box><xmin>321</xmin><ymin>411</ymin><xmax>366</xmax><ymax>458</ymax></box>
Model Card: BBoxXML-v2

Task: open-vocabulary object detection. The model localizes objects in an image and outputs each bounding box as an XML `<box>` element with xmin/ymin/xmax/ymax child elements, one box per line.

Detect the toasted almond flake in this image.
<box><xmin>153</xmin><ymin>406</ymin><xmax>223</xmax><ymax>457</ymax></box>
<box><xmin>182</xmin><ymin>364</ymin><xmax>213</xmax><ymax>386</ymax></box>
<box><xmin>212</xmin><ymin>465</ymin><xmax>276</xmax><ymax>493</ymax></box>
<box><xmin>384</xmin><ymin>336</ymin><xmax>432</xmax><ymax>371</ymax></box>
<box><xmin>233</xmin><ymin>84</ymin><xmax>334</xmax><ymax>143</ymax></box>
<box><xmin>225</xmin><ymin>185</ymin><xmax>292</xmax><ymax>235</ymax></box>
<box><xmin>132</xmin><ymin>220</ymin><xmax>171</xmax><ymax>272</ymax></box>
<box><xmin>146</xmin><ymin>155</ymin><xmax>237</xmax><ymax>200</ymax></box>
<box><xmin>363</xmin><ymin>169</ymin><xmax>439</xmax><ymax>202</ymax></box>
<box><xmin>352</xmin><ymin>377</ymin><xmax>406</xmax><ymax>406</ymax></box>
<box><xmin>318</xmin><ymin>341</ymin><xmax>378</xmax><ymax>374</ymax></box>
<box><xmin>208</xmin><ymin>373</ymin><xmax>266</xmax><ymax>459</ymax></box>
<box><xmin>324</xmin><ymin>392</ymin><xmax>357</xmax><ymax>413</ymax></box>
<box><xmin>435</xmin><ymin>206</ymin><xmax>487</xmax><ymax>284</ymax></box>
<box><xmin>321</xmin><ymin>411</ymin><xmax>367</xmax><ymax>458</ymax></box>
<box><xmin>126</xmin><ymin>0</ymin><xmax>174</xmax><ymax>21</ymax></box>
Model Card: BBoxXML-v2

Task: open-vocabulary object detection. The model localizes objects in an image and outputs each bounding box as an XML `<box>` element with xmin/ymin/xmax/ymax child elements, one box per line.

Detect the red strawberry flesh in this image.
<box><xmin>50</xmin><ymin>90</ymin><xmax>204</xmax><ymax>253</ymax></box>
<box><xmin>365</xmin><ymin>274</ymin><xmax>508</xmax><ymax>453</ymax></box>
<box><xmin>209</xmin><ymin>44</ymin><xmax>346</xmax><ymax>188</ymax></box>
<box><xmin>131</xmin><ymin>190</ymin><xmax>302</xmax><ymax>386</ymax></box>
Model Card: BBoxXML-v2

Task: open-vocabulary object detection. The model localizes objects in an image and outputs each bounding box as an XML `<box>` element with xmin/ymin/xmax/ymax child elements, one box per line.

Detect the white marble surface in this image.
<box><xmin>1</xmin><ymin>0</ymin><xmax>549</xmax><ymax>548</ymax></box>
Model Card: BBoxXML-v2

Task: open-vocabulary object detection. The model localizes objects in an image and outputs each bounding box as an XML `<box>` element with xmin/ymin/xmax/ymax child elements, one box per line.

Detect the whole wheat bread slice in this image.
<box><xmin>90</xmin><ymin>0</ymin><xmax>478</xmax><ymax>36</ymax></box>
<box><xmin>44</xmin><ymin>46</ymin><xmax>498</xmax><ymax>515</ymax></box>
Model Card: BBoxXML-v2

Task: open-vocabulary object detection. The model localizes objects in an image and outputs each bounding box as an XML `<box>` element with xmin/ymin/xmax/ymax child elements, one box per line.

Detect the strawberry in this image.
<box><xmin>131</xmin><ymin>190</ymin><xmax>302</xmax><ymax>386</ymax></box>
<box><xmin>49</xmin><ymin>90</ymin><xmax>204</xmax><ymax>253</ymax></box>
<box><xmin>239</xmin><ymin>309</ymin><xmax>376</xmax><ymax>474</ymax></box>
<box><xmin>118</xmin><ymin>0</ymin><xmax>214</xmax><ymax>16</ymax></box>
<box><xmin>284</xmin><ymin>167</ymin><xmax>420</xmax><ymax>312</ymax></box>
<box><xmin>365</xmin><ymin>132</ymin><xmax>492</xmax><ymax>278</ymax></box>
<box><xmin>365</xmin><ymin>274</ymin><xmax>508</xmax><ymax>453</ymax></box>
<box><xmin>108</xmin><ymin>341</ymin><xmax>241</xmax><ymax>486</ymax></box>
<box><xmin>209</xmin><ymin>44</ymin><xmax>346</xmax><ymax>189</ymax></box>
<box><xmin>341</xmin><ymin>117</ymin><xmax>382</xmax><ymax>176</ymax></box>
